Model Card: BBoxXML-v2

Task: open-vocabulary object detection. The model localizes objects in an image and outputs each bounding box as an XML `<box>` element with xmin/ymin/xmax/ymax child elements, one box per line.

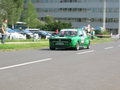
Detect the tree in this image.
<box><xmin>44</xmin><ymin>15</ymin><xmax>54</xmax><ymax>24</ymax></box>
<box><xmin>0</xmin><ymin>0</ymin><xmax>9</xmax><ymax>23</ymax></box>
<box><xmin>0</xmin><ymin>0</ymin><xmax>24</xmax><ymax>25</ymax></box>
<box><xmin>41</xmin><ymin>20</ymin><xmax>72</xmax><ymax>31</ymax></box>
<box><xmin>22</xmin><ymin>0</ymin><xmax>39</xmax><ymax>28</ymax></box>
<box><xmin>13</xmin><ymin>0</ymin><xmax>24</xmax><ymax>21</ymax></box>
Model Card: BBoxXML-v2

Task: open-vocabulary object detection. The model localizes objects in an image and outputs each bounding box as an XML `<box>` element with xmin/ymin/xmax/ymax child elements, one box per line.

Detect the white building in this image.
<box><xmin>25</xmin><ymin>0</ymin><xmax>119</xmax><ymax>34</ymax></box>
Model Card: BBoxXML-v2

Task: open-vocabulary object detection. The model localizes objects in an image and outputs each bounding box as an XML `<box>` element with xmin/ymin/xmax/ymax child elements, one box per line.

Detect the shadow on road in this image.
<box><xmin>38</xmin><ymin>48</ymin><xmax>86</xmax><ymax>52</ymax></box>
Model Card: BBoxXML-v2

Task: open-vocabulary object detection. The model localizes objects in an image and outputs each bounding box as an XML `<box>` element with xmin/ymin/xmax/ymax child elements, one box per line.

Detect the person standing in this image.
<box><xmin>1</xmin><ymin>19</ymin><xmax>8</xmax><ymax>44</ymax></box>
<box><xmin>91</xmin><ymin>29</ymin><xmax>95</xmax><ymax>40</ymax></box>
<box><xmin>55</xmin><ymin>29</ymin><xmax>59</xmax><ymax>34</ymax></box>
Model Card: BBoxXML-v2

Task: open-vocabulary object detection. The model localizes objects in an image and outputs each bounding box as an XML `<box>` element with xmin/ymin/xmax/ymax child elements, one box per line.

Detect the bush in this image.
<box><xmin>102</xmin><ymin>30</ymin><xmax>110</xmax><ymax>35</ymax></box>
<box><xmin>95</xmin><ymin>30</ymin><xmax>102</xmax><ymax>35</ymax></box>
<box><xmin>102</xmin><ymin>30</ymin><xmax>111</xmax><ymax>38</ymax></box>
<box><xmin>41</xmin><ymin>21</ymin><xmax>72</xmax><ymax>31</ymax></box>
<box><xmin>95</xmin><ymin>30</ymin><xmax>102</xmax><ymax>38</ymax></box>
<box><xmin>95</xmin><ymin>30</ymin><xmax>111</xmax><ymax>38</ymax></box>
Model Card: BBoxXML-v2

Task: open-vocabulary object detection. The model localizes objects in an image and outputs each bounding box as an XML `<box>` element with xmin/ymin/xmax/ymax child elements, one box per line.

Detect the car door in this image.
<box><xmin>82</xmin><ymin>31</ymin><xmax>90</xmax><ymax>46</ymax></box>
<box><xmin>78</xmin><ymin>30</ymin><xmax>85</xmax><ymax>45</ymax></box>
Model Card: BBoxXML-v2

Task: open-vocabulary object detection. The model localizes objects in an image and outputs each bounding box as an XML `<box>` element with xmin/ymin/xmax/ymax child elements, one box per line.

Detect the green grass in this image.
<box><xmin>0</xmin><ymin>38</ymin><xmax>113</xmax><ymax>51</ymax></box>
<box><xmin>5</xmin><ymin>39</ymin><xmax>48</xmax><ymax>42</ymax></box>
<box><xmin>0</xmin><ymin>42</ymin><xmax>49</xmax><ymax>51</ymax></box>
<box><xmin>91</xmin><ymin>38</ymin><xmax>113</xmax><ymax>44</ymax></box>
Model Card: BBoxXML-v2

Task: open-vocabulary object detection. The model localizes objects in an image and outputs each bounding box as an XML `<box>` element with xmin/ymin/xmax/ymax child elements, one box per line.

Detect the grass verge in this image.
<box><xmin>91</xmin><ymin>38</ymin><xmax>113</xmax><ymax>44</ymax></box>
<box><xmin>0</xmin><ymin>42</ymin><xmax>49</xmax><ymax>51</ymax></box>
<box><xmin>5</xmin><ymin>39</ymin><xmax>48</xmax><ymax>42</ymax></box>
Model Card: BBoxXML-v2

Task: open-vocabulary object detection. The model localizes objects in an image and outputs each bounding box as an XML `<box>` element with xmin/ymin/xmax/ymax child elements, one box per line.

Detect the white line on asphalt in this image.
<box><xmin>77</xmin><ymin>50</ymin><xmax>95</xmax><ymax>55</ymax></box>
<box><xmin>0</xmin><ymin>58</ymin><xmax>52</xmax><ymax>70</ymax></box>
<box><xmin>104</xmin><ymin>46</ymin><xmax>114</xmax><ymax>50</ymax></box>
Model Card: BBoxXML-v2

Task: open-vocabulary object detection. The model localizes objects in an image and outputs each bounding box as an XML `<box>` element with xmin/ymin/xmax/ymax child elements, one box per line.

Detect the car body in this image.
<box><xmin>6</xmin><ymin>28</ymin><xmax>26</xmax><ymax>40</ymax></box>
<box><xmin>38</xmin><ymin>31</ymin><xmax>52</xmax><ymax>39</ymax></box>
<box><xmin>9</xmin><ymin>33</ymin><xmax>26</xmax><ymax>40</ymax></box>
<box><xmin>13</xmin><ymin>29</ymin><xmax>25</xmax><ymax>34</ymax></box>
<box><xmin>49</xmin><ymin>28</ymin><xmax>90</xmax><ymax>50</ymax></box>
<box><xmin>27</xmin><ymin>28</ymin><xmax>40</xmax><ymax>33</ymax></box>
<box><xmin>13</xmin><ymin>29</ymin><xmax>32</xmax><ymax>39</ymax></box>
<box><xmin>23</xmin><ymin>29</ymin><xmax>34</xmax><ymax>39</ymax></box>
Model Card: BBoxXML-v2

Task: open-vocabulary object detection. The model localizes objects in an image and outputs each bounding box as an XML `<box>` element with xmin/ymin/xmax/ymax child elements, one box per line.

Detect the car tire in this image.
<box><xmin>75</xmin><ymin>42</ymin><xmax>80</xmax><ymax>50</ymax></box>
<box><xmin>86</xmin><ymin>42</ymin><xmax>90</xmax><ymax>49</ymax></box>
<box><xmin>50</xmin><ymin>47</ymin><xmax>55</xmax><ymax>50</ymax></box>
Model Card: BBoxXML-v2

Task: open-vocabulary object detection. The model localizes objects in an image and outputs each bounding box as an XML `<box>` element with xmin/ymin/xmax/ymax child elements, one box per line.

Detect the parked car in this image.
<box><xmin>23</xmin><ymin>29</ymin><xmax>34</xmax><ymax>39</ymax></box>
<box><xmin>13</xmin><ymin>29</ymin><xmax>25</xmax><ymax>34</ymax></box>
<box><xmin>13</xmin><ymin>29</ymin><xmax>32</xmax><ymax>39</ymax></box>
<box><xmin>6</xmin><ymin>28</ymin><xmax>26</xmax><ymax>40</ymax></box>
<box><xmin>49</xmin><ymin>28</ymin><xmax>90</xmax><ymax>50</ymax></box>
<box><xmin>38</xmin><ymin>31</ymin><xmax>52</xmax><ymax>39</ymax></box>
<box><xmin>27</xmin><ymin>28</ymin><xmax>40</xmax><ymax>33</ymax></box>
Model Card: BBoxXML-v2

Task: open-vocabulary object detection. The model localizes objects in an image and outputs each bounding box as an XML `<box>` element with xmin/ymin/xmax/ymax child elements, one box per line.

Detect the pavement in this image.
<box><xmin>0</xmin><ymin>40</ymin><xmax>120</xmax><ymax>90</ymax></box>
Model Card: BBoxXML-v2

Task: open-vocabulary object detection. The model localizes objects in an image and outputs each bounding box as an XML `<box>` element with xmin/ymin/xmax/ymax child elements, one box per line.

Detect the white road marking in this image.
<box><xmin>77</xmin><ymin>50</ymin><xmax>95</xmax><ymax>55</ymax></box>
<box><xmin>0</xmin><ymin>58</ymin><xmax>52</xmax><ymax>70</ymax></box>
<box><xmin>104</xmin><ymin>46</ymin><xmax>114</xmax><ymax>50</ymax></box>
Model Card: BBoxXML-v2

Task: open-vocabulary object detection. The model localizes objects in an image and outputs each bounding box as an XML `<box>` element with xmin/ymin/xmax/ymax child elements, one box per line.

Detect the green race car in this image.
<box><xmin>49</xmin><ymin>28</ymin><xmax>90</xmax><ymax>50</ymax></box>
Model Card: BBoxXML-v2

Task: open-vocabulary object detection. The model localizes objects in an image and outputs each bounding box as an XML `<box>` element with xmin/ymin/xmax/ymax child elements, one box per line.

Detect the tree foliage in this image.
<box><xmin>0</xmin><ymin>0</ymin><xmax>24</xmax><ymax>24</ymax></box>
<box><xmin>44</xmin><ymin>16</ymin><xmax>54</xmax><ymax>24</ymax></box>
<box><xmin>0</xmin><ymin>0</ymin><xmax>72</xmax><ymax>30</ymax></box>
<box><xmin>22</xmin><ymin>0</ymin><xmax>39</xmax><ymax>28</ymax></box>
<box><xmin>41</xmin><ymin>20</ymin><xmax>72</xmax><ymax>31</ymax></box>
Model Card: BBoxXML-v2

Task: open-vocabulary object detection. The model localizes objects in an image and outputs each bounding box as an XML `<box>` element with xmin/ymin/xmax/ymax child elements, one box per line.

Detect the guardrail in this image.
<box><xmin>95</xmin><ymin>34</ymin><xmax>120</xmax><ymax>39</ymax></box>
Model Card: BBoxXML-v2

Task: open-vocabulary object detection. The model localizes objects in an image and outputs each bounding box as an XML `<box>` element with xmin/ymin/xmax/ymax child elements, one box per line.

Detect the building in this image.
<box><xmin>25</xmin><ymin>0</ymin><xmax>119</xmax><ymax>34</ymax></box>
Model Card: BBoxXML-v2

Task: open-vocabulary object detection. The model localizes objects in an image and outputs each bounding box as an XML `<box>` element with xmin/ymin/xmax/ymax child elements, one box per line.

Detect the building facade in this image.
<box><xmin>26</xmin><ymin>0</ymin><xmax>119</xmax><ymax>34</ymax></box>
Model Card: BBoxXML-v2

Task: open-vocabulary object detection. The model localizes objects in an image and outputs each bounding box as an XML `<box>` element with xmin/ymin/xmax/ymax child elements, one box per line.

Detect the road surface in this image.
<box><xmin>0</xmin><ymin>40</ymin><xmax>120</xmax><ymax>90</ymax></box>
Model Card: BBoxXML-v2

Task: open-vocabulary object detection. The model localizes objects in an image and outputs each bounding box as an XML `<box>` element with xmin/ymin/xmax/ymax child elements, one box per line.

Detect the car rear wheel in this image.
<box><xmin>86</xmin><ymin>42</ymin><xmax>90</xmax><ymax>49</ymax></box>
<box><xmin>50</xmin><ymin>47</ymin><xmax>55</xmax><ymax>50</ymax></box>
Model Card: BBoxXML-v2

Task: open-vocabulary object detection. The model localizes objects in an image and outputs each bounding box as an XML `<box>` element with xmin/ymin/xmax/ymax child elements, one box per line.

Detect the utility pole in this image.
<box><xmin>103</xmin><ymin>0</ymin><xmax>106</xmax><ymax>31</ymax></box>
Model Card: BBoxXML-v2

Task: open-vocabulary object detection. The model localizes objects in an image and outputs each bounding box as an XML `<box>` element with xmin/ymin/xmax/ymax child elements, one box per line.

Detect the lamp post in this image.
<box><xmin>103</xmin><ymin>0</ymin><xmax>106</xmax><ymax>31</ymax></box>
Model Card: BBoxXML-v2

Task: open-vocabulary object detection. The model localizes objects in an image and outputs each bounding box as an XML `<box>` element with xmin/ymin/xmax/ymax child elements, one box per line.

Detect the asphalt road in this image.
<box><xmin>0</xmin><ymin>40</ymin><xmax>120</xmax><ymax>90</ymax></box>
